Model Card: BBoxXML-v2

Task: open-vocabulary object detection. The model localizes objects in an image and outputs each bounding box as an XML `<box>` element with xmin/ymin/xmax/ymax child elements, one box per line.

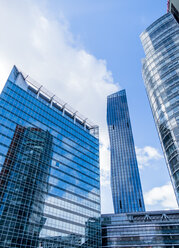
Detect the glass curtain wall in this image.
<box><xmin>141</xmin><ymin>13</ymin><xmax>179</xmax><ymax>205</ymax></box>
<box><xmin>107</xmin><ymin>90</ymin><xmax>145</xmax><ymax>214</ymax></box>
<box><xmin>0</xmin><ymin>66</ymin><xmax>101</xmax><ymax>248</ymax></box>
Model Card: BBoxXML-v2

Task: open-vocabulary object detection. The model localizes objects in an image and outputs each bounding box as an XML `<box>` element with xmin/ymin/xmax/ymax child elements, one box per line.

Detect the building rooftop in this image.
<box><xmin>8</xmin><ymin>66</ymin><xmax>99</xmax><ymax>138</ymax></box>
<box><xmin>107</xmin><ymin>89</ymin><xmax>126</xmax><ymax>99</ymax></box>
<box><xmin>101</xmin><ymin>209</ymin><xmax>179</xmax><ymax>224</ymax></box>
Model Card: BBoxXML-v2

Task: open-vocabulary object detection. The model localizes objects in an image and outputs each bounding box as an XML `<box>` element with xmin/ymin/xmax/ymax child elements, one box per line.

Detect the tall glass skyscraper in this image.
<box><xmin>140</xmin><ymin>12</ymin><xmax>179</xmax><ymax>205</ymax></box>
<box><xmin>0</xmin><ymin>66</ymin><xmax>101</xmax><ymax>248</ymax></box>
<box><xmin>107</xmin><ymin>90</ymin><xmax>145</xmax><ymax>214</ymax></box>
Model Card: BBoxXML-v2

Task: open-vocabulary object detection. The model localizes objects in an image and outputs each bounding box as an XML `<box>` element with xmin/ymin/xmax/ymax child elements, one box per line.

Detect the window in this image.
<box><xmin>139</xmin><ymin>199</ymin><xmax>142</xmax><ymax>208</ymax></box>
<box><xmin>120</xmin><ymin>200</ymin><xmax>122</xmax><ymax>209</ymax></box>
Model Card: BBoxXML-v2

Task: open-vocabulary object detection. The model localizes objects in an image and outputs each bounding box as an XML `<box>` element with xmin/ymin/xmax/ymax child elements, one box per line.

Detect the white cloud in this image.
<box><xmin>100</xmin><ymin>130</ymin><xmax>111</xmax><ymax>185</ymax></box>
<box><xmin>0</xmin><ymin>0</ymin><xmax>118</xmax><ymax>126</ymax></box>
<box><xmin>136</xmin><ymin>146</ymin><xmax>163</xmax><ymax>169</ymax></box>
<box><xmin>0</xmin><ymin>0</ymin><xmax>117</xmax><ymax>213</ymax></box>
<box><xmin>144</xmin><ymin>182</ymin><xmax>178</xmax><ymax>210</ymax></box>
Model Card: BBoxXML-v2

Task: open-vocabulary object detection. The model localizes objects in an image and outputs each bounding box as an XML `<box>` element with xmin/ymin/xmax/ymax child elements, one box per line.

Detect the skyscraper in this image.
<box><xmin>0</xmin><ymin>66</ymin><xmax>101</xmax><ymax>248</ymax></box>
<box><xmin>107</xmin><ymin>90</ymin><xmax>145</xmax><ymax>214</ymax></box>
<box><xmin>140</xmin><ymin>11</ymin><xmax>179</xmax><ymax>205</ymax></box>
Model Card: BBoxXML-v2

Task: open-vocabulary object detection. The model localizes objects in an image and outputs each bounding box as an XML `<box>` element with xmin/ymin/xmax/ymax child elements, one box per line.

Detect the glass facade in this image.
<box><xmin>101</xmin><ymin>210</ymin><xmax>179</xmax><ymax>248</ymax></box>
<box><xmin>140</xmin><ymin>13</ymin><xmax>179</xmax><ymax>205</ymax></box>
<box><xmin>107</xmin><ymin>90</ymin><xmax>145</xmax><ymax>214</ymax></box>
<box><xmin>0</xmin><ymin>66</ymin><xmax>101</xmax><ymax>247</ymax></box>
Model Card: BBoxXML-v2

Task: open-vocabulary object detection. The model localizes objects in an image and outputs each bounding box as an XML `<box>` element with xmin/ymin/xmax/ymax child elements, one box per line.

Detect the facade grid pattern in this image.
<box><xmin>140</xmin><ymin>13</ymin><xmax>179</xmax><ymax>205</ymax></box>
<box><xmin>0</xmin><ymin>66</ymin><xmax>101</xmax><ymax>248</ymax></box>
<box><xmin>107</xmin><ymin>90</ymin><xmax>145</xmax><ymax>214</ymax></box>
<box><xmin>101</xmin><ymin>210</ymin><xmax>179</xmax><ymax>248</ymax></box>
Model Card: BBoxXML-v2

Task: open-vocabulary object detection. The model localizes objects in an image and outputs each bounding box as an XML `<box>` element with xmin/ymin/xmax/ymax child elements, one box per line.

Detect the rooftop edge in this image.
<box><xmin>8</xmin><ymin>65</ymin><xmax>99</xmax><ymax>139</ymax></box>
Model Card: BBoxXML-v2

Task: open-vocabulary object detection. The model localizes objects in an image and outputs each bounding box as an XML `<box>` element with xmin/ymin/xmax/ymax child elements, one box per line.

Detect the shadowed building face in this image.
<box><xmin>168</xmin><ymin>0</ymin><xmax>179</xmax><ymax>23</ymax></box>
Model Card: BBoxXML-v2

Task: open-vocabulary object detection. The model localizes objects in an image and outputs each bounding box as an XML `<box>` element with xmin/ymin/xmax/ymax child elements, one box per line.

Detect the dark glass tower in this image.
<box><xmin>107</xmin><ymin>90</ymin><xmax>145</xmax><ymax>214</ymax></box>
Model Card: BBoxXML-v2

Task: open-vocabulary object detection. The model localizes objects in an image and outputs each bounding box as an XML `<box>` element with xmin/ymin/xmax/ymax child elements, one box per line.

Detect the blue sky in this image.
<box><xmin>0</xmin><ymin>0</ymin><xmax>178</xmax><ymax>213</ymax></box>
<box><xmin>45</xmin><ymin>0</ymin><xmax>166</xmax><ymax>147</ymax></box>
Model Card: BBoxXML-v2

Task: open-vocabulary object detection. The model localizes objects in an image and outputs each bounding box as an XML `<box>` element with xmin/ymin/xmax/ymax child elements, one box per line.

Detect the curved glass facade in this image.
<box><xmin>140</xmin><ymin>13</ymin><xmax>179</xmax><ymax>205</ymax></box>
<box><xmin>107</xmin><ymin>90</ymin><xmax>145</xmax><ymax>214</ymax></box>
<box><xmin>0</xmin><ymin>66</ymin><xmax>101</xmax><ymax>248</ymax></box>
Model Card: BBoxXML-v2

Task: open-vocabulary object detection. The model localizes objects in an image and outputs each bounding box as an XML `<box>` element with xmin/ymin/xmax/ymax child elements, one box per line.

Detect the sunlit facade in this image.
<box><xmin>0</xmin><ymin>66</ymin><xmax>101</xmax><ymax>248</ymax></box>
<box><xmin>101</xmin><ymin>210</ymin><xmax>179</xmax><ymax>247</ymax></box>
<box><xmin>107</xmin><ymin>90</ymin><xmax>145</xmax><ymax>214</ymax></box>
<box><xmin>140</xmin><ymin>13</ymin><xmax>179</xmax><ymax>205</ymax></box>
